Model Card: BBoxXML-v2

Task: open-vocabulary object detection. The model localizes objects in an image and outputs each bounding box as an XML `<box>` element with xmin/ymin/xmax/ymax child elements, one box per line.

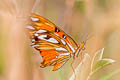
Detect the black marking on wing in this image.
<box><xmin>44</xmin><ymin>35</ymin><xmax>51</xmax><ymax>39</ymax></box>
<box><xmin>55</xmin><ymin>27</ymin><xmax>60</xmax><ymax>32</ymax></box>
<box><xmin>34</xmin><ymin>36</ymin><xmax>39</xmax><ymax>41</ymax></box>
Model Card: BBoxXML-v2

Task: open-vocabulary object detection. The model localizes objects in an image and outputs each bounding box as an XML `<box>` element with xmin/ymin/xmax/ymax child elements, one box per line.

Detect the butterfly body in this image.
<box><xmin>26</xmin><ymin>14</ymin><xmax>85</xmax><ymax>71</ymax></box>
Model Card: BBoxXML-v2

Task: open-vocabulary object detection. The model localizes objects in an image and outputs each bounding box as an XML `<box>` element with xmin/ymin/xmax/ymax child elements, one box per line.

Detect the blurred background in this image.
<box><xmin>0</xmin><ymin>0</ymin><xmax>120</xmax><ymax>80</ymax></box>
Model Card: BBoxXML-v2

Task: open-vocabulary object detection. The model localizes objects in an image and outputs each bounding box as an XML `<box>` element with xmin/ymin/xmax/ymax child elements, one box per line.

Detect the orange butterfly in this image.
<box><xmin>26</xmin><ymin>14</ymin><xmax>86</xmax><ymax>71</ymax></box>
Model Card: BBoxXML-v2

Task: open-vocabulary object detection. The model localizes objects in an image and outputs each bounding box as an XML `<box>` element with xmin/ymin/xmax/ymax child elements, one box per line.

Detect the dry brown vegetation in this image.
<box><xmin>0</xmin><ymin>0</ymin><xmax>120</xmax><ymax>80</ymax></box>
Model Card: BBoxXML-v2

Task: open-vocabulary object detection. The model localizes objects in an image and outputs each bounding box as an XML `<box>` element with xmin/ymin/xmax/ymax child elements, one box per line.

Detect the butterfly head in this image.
<box><xmin>80</xmin><ymin>41</ymin><xmax>86</xmax><ymax>50</ymax></box>
<box><xmin>73</xmin><ymin>41</ymin><xmax>86</xmax><ymax>58</ymax></box>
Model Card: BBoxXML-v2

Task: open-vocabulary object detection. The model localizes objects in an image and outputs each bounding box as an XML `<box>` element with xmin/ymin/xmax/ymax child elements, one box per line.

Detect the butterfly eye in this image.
<box><xmin>63</xmin><ymin>35</ymin><xmax>66</xmax><ymax>39</ymax></box>
<box><xmin>55</xmin><ymin>27</ymin><xmax>60</xmax><ymax>32</ymax></box>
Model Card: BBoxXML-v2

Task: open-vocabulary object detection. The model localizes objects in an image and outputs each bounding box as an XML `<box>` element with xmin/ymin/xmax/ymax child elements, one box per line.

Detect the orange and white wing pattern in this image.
<box><xmin>26</xmin><ymin>14</ymin><xmax>79</xmax><ymax>71</ymax></box>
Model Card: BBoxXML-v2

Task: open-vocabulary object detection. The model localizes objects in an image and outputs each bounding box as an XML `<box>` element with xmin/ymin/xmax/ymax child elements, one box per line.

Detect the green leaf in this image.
<box><xmin>99</xmin><ymin>69</ymin><xmax>120</xmax><ymax>80</ymax></box>
<box><xmin>93</xmin><ymin>59</ymin><xmax>116</xmax><ymax>73</ymax></box>
<box><xmin>91</xmin><ymin>48</ymin><xmax>104</xmax><ymax>71</ymax></box>
<box><xmin>86</xmin><ymin>48</ymin><xmax>116</xmax><ymax>80</ymax></box>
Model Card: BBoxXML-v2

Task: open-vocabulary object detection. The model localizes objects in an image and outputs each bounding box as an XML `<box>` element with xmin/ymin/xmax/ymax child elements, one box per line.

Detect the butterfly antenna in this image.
<box><xmin>82</xmin><ymin>33</ymin><xmax>93</xmax><ymax>43</ymax></box>
<box><xmin>71</xmin><ymin>59</ymin><xmax>76</xmax><ymax>80</ymax></box>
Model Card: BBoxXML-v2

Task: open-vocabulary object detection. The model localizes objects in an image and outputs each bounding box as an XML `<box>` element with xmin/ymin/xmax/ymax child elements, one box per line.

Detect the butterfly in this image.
<box><xmin>26</xmin><ymin>13</ymin><xmax>86</xmax><ymax>71</ymax></box>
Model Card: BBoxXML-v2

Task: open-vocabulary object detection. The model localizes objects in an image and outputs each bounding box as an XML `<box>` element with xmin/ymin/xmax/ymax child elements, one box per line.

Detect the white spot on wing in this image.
<box><xmin>60</xmin><ymin>39</ymin><xmax>66</xmax><ymax>45</ymax></box>
<box><xmin>31</xmin><ymin>44</ymin><xmax>39</xmax><ymax>47</ymax></box>
<box><xmin>31</xmin><ymin>17</ymin><xmax>39</xmax><ymax>21</ymax></box>
<box><xmin>38</xmin><ymin>35</ymin><xmax>59</xmax><ymax>43</ymax></box>
<box><xmin>38</xmin><ymin>35</ymin><xmax>47</xmax><ymax>40</ymax></box>
<box><xmin>47</xmin><ymin>38</ymin><xmax>59</xmax><ymax>43</ymax></box>
<box><xmin>26</xmin><ymin>26</ymin><xmax>35</xmax><ymax>30</ymax></box>
<box><xmin>55</xmin><ymin>47</ymin><xmax>67</xmax><ymax>51</ymax></box>
<box><xmin>32</xmin><ymin>39</ymin><xmax>35</xmax><ymax>42</ymax></box>
<box><xmin>36</xmin><ymin>30</ymin><xmax>47</xmax><ymax>33</ymax></box>
<box><xmin>54</xmin><ymin>33</ymin><xmax>59</xmax><ymax>36</ymax></box>
<box><xmin>67</xmin><ymin>42</ymin><xmax>75</xmax><ymax>53</ymax></box>
<box><xmin>59</xmin><ymin>53</ymin><xmax>70</xmax><ymax>56</ymax></box>
<box><xmin>34</xmin><ymin>33</ymin><xmax>39</xmax><ymax>36</ymax></box>
<box><xmin>32</xmin><ymin>43</ymin><xmax>35</xmax><ymax>45</ymax></box>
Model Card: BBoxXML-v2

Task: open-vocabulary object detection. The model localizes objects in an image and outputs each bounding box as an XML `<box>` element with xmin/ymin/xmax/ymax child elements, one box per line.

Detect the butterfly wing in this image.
<box><xmin>26</xmin><ymin>14</ymin><xmax>78</xmax><ymax>71</ymax></box>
